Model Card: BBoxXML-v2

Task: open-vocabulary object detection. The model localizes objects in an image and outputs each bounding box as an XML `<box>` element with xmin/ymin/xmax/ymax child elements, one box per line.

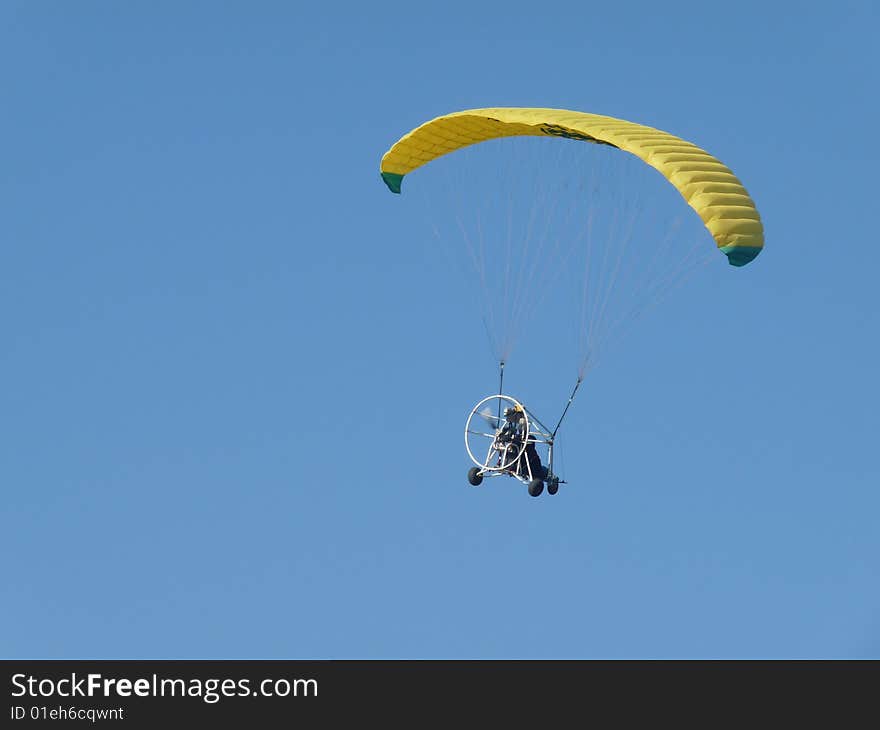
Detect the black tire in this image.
<box><xmin>547</xmin><ymin>477</ymin><xmax>559</xmax><ymax>496</ymax></box>
<box><xmin>467</xmin><ymin>467</ymin><xmax>484</xmax><ymax>486</ymax></box>
<box><xmin>528</xmin><ymin>479</ymin><xmax>544</xmax><ymax>497</ymax></box>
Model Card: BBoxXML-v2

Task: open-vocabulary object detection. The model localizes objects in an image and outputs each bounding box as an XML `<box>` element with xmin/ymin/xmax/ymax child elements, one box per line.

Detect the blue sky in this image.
<box><xmin>3</xmin><ymin>1</ymin><xmax>878</xmax><ymax>658</ymax></box>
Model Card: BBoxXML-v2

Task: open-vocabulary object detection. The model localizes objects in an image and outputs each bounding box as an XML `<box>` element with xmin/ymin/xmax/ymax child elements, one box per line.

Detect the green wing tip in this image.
<box><xmin>722</xmin><ymin>246</ymin><xmax>762</xmax><ymax>267</ymax></box>
<box><xmin>381</xmin><ymin>171</ymin><xmax>404</xmax><ymax>194</ymax></box>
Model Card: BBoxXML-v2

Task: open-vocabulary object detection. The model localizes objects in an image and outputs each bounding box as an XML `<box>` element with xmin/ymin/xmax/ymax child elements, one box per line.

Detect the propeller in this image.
<box><xmin>478</xmin><ymin>407</ymin><xmax>501</xmax><ymax>430</ymax></box>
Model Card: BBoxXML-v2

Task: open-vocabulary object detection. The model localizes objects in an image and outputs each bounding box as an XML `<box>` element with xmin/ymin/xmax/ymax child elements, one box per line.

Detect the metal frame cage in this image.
<box><xmin>464</xmin><ymin>394</ymin><xmax>562</xmax><ymax>496</ymax></box>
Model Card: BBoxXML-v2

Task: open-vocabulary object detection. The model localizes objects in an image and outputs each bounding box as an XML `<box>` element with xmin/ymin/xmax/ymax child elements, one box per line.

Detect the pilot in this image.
<box><xmin>499</xmin><ymin>405</ymin><xmax>547</xmax><ymax>480</ymax></box>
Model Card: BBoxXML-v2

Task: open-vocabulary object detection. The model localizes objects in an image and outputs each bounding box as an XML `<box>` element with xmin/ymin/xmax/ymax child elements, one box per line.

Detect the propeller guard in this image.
<box><xmin>465</xmin><ymin>394</ymin><xmax>530</xmax><ymax>472</ymax></box>
<box><xmin>464</xmin><ymin>394</ymin><xmax>557</xmax><ymax>485</ymax></box>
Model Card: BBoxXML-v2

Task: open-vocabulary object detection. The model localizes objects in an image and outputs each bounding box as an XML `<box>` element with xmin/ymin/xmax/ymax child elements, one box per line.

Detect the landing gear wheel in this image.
<box><xmin>528</xmin><ymin>479</ymin><xmax>544</xmax><ymax>497</ymax></box>
<box><xmin>467</xmin><ymin>467</ymin><xmax>483</xmax><ymax>486</ymax></box>
<box><xmin>547</xmin><ymin>477</ymin><xmax>559</xmax><ymax>495</ymax></box>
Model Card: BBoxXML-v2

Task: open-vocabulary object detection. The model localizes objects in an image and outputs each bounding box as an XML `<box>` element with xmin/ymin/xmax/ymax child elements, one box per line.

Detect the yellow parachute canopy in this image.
<box><xmin>380</xmin><ymin>107</ymin><xmax>763</xmax><ymax>266</ymax></box>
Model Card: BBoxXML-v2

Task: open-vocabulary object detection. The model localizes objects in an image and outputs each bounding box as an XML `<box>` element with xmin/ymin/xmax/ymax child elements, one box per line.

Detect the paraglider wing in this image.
<box><xmin>380</xmin><ymin>107</ymin><xmax>763</xmax><ymax>267</ymax></box>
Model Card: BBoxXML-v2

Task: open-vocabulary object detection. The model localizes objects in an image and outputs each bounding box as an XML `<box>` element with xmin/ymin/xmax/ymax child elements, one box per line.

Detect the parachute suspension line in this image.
<box><xmin>595</xmin><ymin>173</ymin><xmax>645</xmax><ymax>338</ymax></box>
<box><xmin>590</xmin><ymin>235</ymin><xmax>716</xmax><ymax>374</ymax></box>
<box><xmin>602</xmin><ymin>241</ymin><xmax>716</xmax><ymax>357</ymax></box>
<box><xmin>480</xmin><ymin>316</ymin><xmax>496</xmax><ymax>362</ymax></box>
<box><xmin>574</xmin><ymin>152</ymin><xmax>706</xmax><ymax>380</ymax></box>
<box><xmin>499</xmin><ymin>150</ymin><xmax>523</xmax><ymax>362</ymax></box>
<box><xmin>577</xmin><ymin>163</ymin><xmax>600</xmax><ymax>378</ymax></box>
<box><xmin>576</xmin><ymin>218</ymin><xmax>594</xmax><ymax>376</ymax></box>
<box><xmin>590</xmin><ymin>196</ymin><xmax>640</xmax><ymax>369</ymax></box>
<box><xmin>420</xmin><ymin>183</ymin><xmax>503</xmax><ymax>364</ymax></box>
<box><xmin>456</xmin><ymin>209</ymin><xmax>498</xmax><ymax>360</ymax></box>
<box><xmin>552</xmin><ymin>376</ymin><xmax>583</xmax><ymax>441</ymax></box>
<box><xmin>580</xmin><ymin>207</ymin><xmax>668</xmax><ymax>377</ymax></box>
<box><xmin>621</xmin><ymin>214</ymin><xmax>683</xmax><ymax>317</ymax></box>
<box><xmin>584</xmin><ymin>158</ymin><xmax>620</xmax><ymax>364</ymax></box>
<box><xmin>509</xmin><ymin>138</ymin><xmax>582</xmax><ymax>360</ymax></box>
<box><xmin>505</xmin><ymin>157</ymin><xmax>558</xmax><ymax>360</ymax></box>
<box><xmin>431</xmin><ymin>155</ymin><xmax>497</xmax><ymax>363</ymax></box>
<box><xmin>501</xmin><ymin>158</ymin><xmax>515</xmax><ymax>361</ymax></box>
<box><xmin>476</xmin><ymin>207</ymin><xmax>497</xmax><ymax>359</ymax></box>
<box><xmin>421</xmin><ymin>187</ymin><xmax>500</xmax><ymax>358</ymax></box>
<box><xmin>524</xmin><ymin>142</ymin><xmax>597</xmax><ymax>344</ymax></box>
<box><xmin>586</xmin><ymin>158</ymin><xmax>643</xmax><ymax>373</ymax></box>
